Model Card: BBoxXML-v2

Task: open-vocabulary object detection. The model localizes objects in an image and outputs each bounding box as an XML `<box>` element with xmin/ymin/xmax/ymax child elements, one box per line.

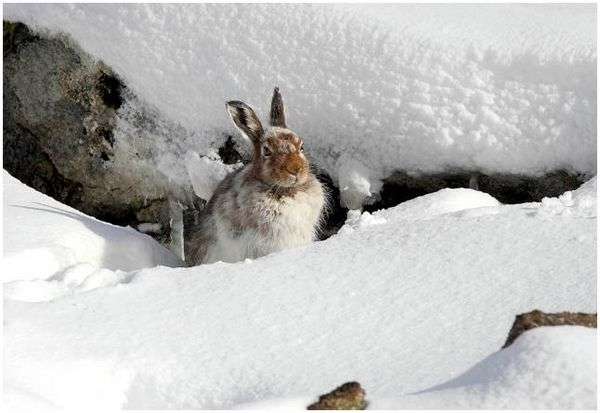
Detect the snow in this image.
<box><xmin>234</xmin><ymin>327</ymin><xmax>597</xmax><ymax>410</ymax></box>
<box><xmin>136</xmin><ymin>222</ymin><xmax>162</xmax><ymax>234</ymax></box>
<box><xmin>184</xmin><ymin>151</ymin><xmax>242</xmax><ymax>201</ymax></box>
<box><xmin>539</xmin><ymin>175</ymin><xmax>597</xmax><ymax>218</ymax></box>
<box><xmin>3</xmin><ymin>172</ymin><xmax>596</xmax><ymax>409</ymax></box>
<box><xmin>373</xmin><ymin>326</ymin><xmax>596</xmax><ymax>410</ymax></box>
<box><xmin>336</xmin><ymin>155</ymin><xmax>383</xmax><ymax>210</ymax></box>
<box><xmin>3</xmin><ymin>3</ymin><xmax>596</xmax><ymax>203</ymax></box>
<box><xmin>2</xmin><ymin>171</ymin><xmax>180</xmax><ymax>295</ymax></box>
<box><xmin>340</xmin><ymin>188</ymin><xmax>500</xmax><ymax>235</ymax></box>
<box><xmin>377</xmin><ymin>187</ymin><xmax>499</xmax><ymax>221</ymax></box>
<box><xmin>2</xmin><ymin>3</ymin><xmax>597</xmax><ymax>408</ymax></box>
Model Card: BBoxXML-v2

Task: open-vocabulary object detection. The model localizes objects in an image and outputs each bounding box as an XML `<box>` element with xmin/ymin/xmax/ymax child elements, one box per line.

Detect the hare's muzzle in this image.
<box><xmin>285</xmin><ymin>155</ymin><xmax>305</xmax><ymax>177</ymax></box>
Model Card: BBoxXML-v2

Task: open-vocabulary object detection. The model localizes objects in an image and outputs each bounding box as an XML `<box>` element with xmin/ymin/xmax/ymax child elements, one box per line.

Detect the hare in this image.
<box><xmin>185</xmin><ymin>88</ymin><xmax>325</xmax><ymax>265</ymax></box>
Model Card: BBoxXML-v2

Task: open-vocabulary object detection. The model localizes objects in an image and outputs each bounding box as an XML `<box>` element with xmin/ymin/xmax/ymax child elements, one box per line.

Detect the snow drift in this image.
<box><xmin>386</xmin><ymin>325</ymin><xmax>596</xmax><ymax>410</ymax></box>
<box><xmin>3</xmin><ymin>171</ymin><xmax>596</xmax><ymax>409</ymax></box>
<box><xmin>3</xmin><ymin>172</ymin><xmax>180</xmax><ymax>301</ymax></box>
<box><xmin>237</xmin><ymin>326</ymin><xmax>597</xmax><ymax>410</ymax></box>
<box><xmin>4</xmin><ymin>3</ymin><xmax>596</xmax><ymax>202</ymax></box>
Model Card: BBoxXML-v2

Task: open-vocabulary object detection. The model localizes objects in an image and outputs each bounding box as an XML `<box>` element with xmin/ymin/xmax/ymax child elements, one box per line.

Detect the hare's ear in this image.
<box><xmin>270</xmin><ymin>87</ymin><xmax>286</xmax><ymax>128</ymax></box>
<box><xmin>226</xmin><ymin>101</ymin><xmax>264</xmax><ymax>144</ymax></box>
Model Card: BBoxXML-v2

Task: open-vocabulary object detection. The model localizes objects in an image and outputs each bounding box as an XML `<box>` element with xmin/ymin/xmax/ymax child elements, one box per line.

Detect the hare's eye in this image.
<box><xmin>263</xmin><ymin>146</ymin><xmax>272</xmax><ymax>157</ymax></box>
<box><xmin>299</xmin><ymin>143</ymin><xmax>304</xmax><ymax>152</ymax></box>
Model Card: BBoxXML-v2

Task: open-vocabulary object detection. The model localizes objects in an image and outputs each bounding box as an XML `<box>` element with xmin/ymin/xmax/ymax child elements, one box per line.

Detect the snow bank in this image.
<box><xmin>4</xmin><ymin>4</ymin><xmax>596</xmax><ymax>196</ymax></box>
<box><xmin>539</xmin><ymin>175</ymin><xmax>597</xmax><ymax>218</ymax></box>
<box><xmin>4</xmin><ymin>177</ymin><xmax>596</xmax><ymax>409</ymax></box>
<box><xmin>340</xmin><ymin>188</ymin><xmax>500</xmax><ymax>234</ymax></box>
<box><xmin>3</xmin><ymin>171</ymin><xmax>180</xmax><ymax>299</ymax></box>
<box><xmin>374</xmin><ymin>326</ymin><xmax>597</xmax><ymax>409</ymax></box>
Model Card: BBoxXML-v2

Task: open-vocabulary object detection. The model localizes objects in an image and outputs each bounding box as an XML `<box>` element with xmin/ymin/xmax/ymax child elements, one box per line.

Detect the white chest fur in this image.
<box><xmin>205</xmin><ymin>179</ymin><xmax>324</xmax><ymax>264</ymax></box>
<box><xmin>264</xmin><ymin>182</ymin><xmax>324</xmax><ymax>246</ymax></box>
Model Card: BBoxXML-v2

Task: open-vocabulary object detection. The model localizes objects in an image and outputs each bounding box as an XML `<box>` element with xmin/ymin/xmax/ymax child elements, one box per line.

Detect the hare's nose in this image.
<box><xmin>285</xmin><ymin>158</ymin><xmax>303</xmax><ymax>175</ymax></box>
<box><xmin>286</xmin><ymin>165</ymin><xmax>300</xmax><ymax>175</ymax></box>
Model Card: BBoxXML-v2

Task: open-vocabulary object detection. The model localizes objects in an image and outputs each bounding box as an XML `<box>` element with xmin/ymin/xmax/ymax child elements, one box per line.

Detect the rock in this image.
<box><xmin>313</xmin><ymin>168</ymin><xmax>349</xmax><ymax>240</ymax></box>
<box><xmin>368</xmin><ymin>169</ymin><xmax>587</xmax><ymax>213</ymax></box>
<box><xmin>3</xmin><ymin>20</ymin><xmax>185</xmax><ymax>244</ymax></box>
<box><xmin>503</xmin><ymin>309</ymin><xmax>597</xmax><ymax>348</ymax></box>
<box><xmin>218</xmin><ymin>135</ymin><xmax>246</xmax><ymax>165</ymax></box>
<box><xmin>307</xmin><ymin>381</ymin><xmax>368</xmax><ymax>410</ymax></box>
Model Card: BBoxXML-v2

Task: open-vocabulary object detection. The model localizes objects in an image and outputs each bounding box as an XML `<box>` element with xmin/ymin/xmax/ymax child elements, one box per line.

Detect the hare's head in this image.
<box><xmin>226</xmin><ymin>88</ymin><xmax>310</xmax><ymax>188</ymax></box>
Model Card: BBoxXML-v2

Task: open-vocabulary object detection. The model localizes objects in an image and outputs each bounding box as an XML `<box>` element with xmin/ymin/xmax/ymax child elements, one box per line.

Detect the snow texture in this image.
<box><xmin>373</xmin><ymin>326</ymin><xmax>597</xmax><ymax>410</ymax></box>
<box><xmin>3</xmin><ymin>171</ymin><xmax>180</xmax><ymax>300</ymax></box>
<box><xmin>234</xmin><ymin>327</ymin><xmax>597</xmax><ymax>410</ymax></box>
<box><xmin>3</xmin><ymin>172</ymin><xmax>596</xmax><ymax>409</ymax></box>
<box><xmin>539</xmin><ymin>175</ymin><xmax>597</xmax><ymax>218</ymax></box>
<box><xmin>336</xmin><ymin>154</ymin><xmax>383</xmax><ymax>210</ymax></box>
<box><xmin>4</xmin><ymin>3</ymin><xmax>597</xmax><ymax>201</ymax></box>
<box><xmin>184</xmin><ymin>151</ymin><xmax>242</xmax><ymax>201</ymax></box>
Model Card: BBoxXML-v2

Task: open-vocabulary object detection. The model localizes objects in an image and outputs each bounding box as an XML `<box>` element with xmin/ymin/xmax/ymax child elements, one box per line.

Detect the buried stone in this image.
<box><xmin>307</xmin><ymin>381</ymin><xmax>368</xmax><ymax>410</ymax></box>
<box><xmin>503</xmin><ymin>309</ymin><xmax>597</xmax><ymax>348</ymax></box>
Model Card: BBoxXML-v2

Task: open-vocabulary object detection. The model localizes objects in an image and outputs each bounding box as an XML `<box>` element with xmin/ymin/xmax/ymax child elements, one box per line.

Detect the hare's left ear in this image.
<box><xmin>226</xmin><ymin>100</ymin><xmax>264</xmax><ymax>145</ymax></box>
<box><xmin>270</xmin><ymin>87</ymin><xmax>287</xmax><ymax>128</ymax></box>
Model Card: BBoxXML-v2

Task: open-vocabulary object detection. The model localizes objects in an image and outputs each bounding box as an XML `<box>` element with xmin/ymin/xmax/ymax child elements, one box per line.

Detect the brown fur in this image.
<box><xmin>253</xmin><ymin>128</ymin><xmax>309</xmax><ymax>188</ymax></box>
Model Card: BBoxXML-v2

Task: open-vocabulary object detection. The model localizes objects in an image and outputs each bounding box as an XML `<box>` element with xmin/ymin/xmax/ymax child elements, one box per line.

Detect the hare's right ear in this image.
<box><xmin>270</xmin><ymin>87</ymin><xmax>286</xmax><ymax>128</ymax></box>
<box><xmin>226</xmin><ymin>101</ymin><xmax>264</xmax><ymax>144</ymax></box>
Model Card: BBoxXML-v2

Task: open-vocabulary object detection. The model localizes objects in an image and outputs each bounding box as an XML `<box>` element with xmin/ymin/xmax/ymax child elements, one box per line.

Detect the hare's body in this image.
<box><xmin>186</xmin><ymin>165</ymin><xmax>324</xmax><ymax>264</ymax></box>
<box><xmin>185</xmin><ymin>88</ymin><xmax>325</xmax><ymax>266</ymax></box>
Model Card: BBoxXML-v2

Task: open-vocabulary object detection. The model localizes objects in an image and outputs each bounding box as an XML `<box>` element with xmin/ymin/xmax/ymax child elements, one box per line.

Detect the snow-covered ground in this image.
<box><xmin>3</xmin><ymin>171</ymin><xmax>596</xmax><ymax>410</ymax></box>
<box><xmin>3</xmin><ymin>171</ymin><xmax>181</xmax><ymax>300</ymax></box>
<box><xmin>236</xmin><ymin>327</ymin><xmax>597</xmax><ymax>410</ymax></box>
<box><xmin>4</xmin><ymin>4</ymin><xmax>596</xmax><ymax>204</ymax></box>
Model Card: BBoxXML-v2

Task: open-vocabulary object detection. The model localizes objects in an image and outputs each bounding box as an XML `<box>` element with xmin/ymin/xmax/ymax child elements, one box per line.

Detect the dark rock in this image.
<box><xmin>96</xmin><ymin>71</ymin><xmax>124</xmax><ymax>110</ymax></box>
<box><xmin>3</xmin><ymin>21</ymin><xmax>38</xmax><ymax>56</ymax></box>
<box><xmin>307</xmin><ymin>381</ymin><xmax>368</xmax><ymax>410</ymax></box>
<box><xmin>218</xmin><ymin>135</ymin><xmax>244</xmax><ymax>165</ymax></box>
<box><xmin>503</xmin><ymin>309</ymin><xmax>597</xmax><ymax>348</ymax></box>
<box><xmin>366</xmin><ymin>169</ymin><xmax>587</xmax><ymax>213</ymax></box>
<box><xmin>3</xmin><ymin>120</ymin><xmax>85</xmax><ymax>206</ymax></box>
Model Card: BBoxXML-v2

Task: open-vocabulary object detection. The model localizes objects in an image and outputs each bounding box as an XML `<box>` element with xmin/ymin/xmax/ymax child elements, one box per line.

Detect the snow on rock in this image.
<box><xmin>184</xmin><ymin>151</ymin><xmax>242</xmax><ymax>200</ymax></box>
<box><xmin>336</xmin><ymin>155</ymin><xmax>383</xmax><ymax>209</ymax></box>
<box><xmin>4</xmin><ymin>177</ymin><xmax>595</xmax><ymax>409</ymax></box>
<box><xmin>4</xmin><ymin>4</ymin><xmax>596</xmax><ymax>192</ymax></box>
<box><xmin>2</xmin><ymin>171</ymin><xmax>181</xmax><ymax>289</ymax></box>
<box><xmin>539</xmin><ymin>175</ymin><xmax>597</xmax><ymax>218</ymax></box>
<box><xmin>137</xmin><ymin>223</ymin><xmax>162</xmax><ymax>234</ymax></box>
